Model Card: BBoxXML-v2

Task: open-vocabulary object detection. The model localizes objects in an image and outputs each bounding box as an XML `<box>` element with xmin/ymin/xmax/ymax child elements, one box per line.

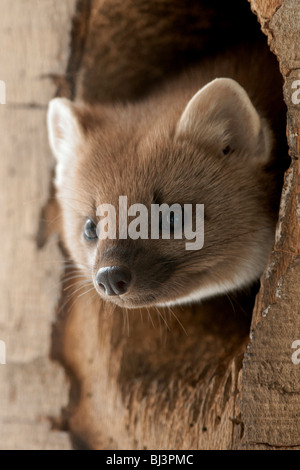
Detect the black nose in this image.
<box><xmin>96</xmin><ymin>266</ymin><xmax>132</xmax><ymax>296</ymax></box>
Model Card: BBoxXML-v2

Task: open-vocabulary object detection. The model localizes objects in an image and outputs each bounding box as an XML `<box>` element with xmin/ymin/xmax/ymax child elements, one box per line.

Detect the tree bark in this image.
<box><xmin>237</xmin><ymin>0</ymin><xmax>300</xmax><ymax>450</ymax></box>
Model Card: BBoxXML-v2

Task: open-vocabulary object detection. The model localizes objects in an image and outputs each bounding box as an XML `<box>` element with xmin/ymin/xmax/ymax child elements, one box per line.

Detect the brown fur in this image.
<box><xmin>45</xmin><ymin>1</ymin><xmax>290</xmax><ymax>450</ymax></box>
<box><xmin>48</xmin><ymin>43</ymin><xmax>287</xmax><ymax>309</ymax></box>
<box><xmin>77</xmin><ymin>0</ymin><xmax>264</xmax><ymax>103</ymax></box>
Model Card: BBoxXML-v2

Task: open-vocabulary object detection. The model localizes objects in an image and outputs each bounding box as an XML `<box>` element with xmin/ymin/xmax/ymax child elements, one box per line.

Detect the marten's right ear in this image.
<box><xmin>47</xmin><ymin>98</ymin><xmax>82</xmax><ymax>162</ymax></box>
<box><xmin>47</xmin><ymin>98</ymin><xmax>84</xmax><ymax>187</ymax></box>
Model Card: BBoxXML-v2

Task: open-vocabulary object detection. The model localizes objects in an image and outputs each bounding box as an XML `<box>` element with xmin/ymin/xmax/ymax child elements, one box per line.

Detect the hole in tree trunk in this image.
<box><xmin>49</xmin><ymin>0</ymin><xmax>288</xmax><ymax>449</ymax></box>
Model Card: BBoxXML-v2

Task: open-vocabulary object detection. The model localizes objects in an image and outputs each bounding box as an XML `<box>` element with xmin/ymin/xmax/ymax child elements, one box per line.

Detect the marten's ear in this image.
<box><xmin>47</xmin><ymin>98</ymin><xmax>85</xmax><ymax>187</ymax></box>
<box><xmin>47</xmin><ymin>98</ymin><xmax>82</xmax><ymax>162</ymax></box>
<box><xmin>176</xmin><ymin>78</ymin><xmax>271</xmax><ymax>163</ymax></box>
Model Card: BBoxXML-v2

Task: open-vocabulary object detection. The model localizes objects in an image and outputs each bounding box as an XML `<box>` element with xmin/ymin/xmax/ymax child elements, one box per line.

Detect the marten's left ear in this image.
<box><xmin>176</xmin><ymin>78</ymin><xmax>271</xmax><ymax>163</ymax></box>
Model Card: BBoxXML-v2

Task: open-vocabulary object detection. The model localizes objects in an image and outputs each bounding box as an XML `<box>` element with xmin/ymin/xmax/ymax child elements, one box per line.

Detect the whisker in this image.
<box><xmin>167</xmin><ymin>306</ymin><xmax>188</xmax><ymax>336</ymax></box>
<box><xmin>78</xmin><ymin>285</ymin><xmax>97</xmax><ymax>298</ymax></box>
<box><xmin>63</xmin><ymin>279</ymin><xmax>93</xmax><ymax>292</ymax></box>
<box><xmin>146</xmin><ymin>306</ymin><xmax>155</xmax><ymax>329</ymax></box>
<box><xmin>154</xmin><ymin>306</ymin><xmax>171</xmax><ymax>332</ymax></box>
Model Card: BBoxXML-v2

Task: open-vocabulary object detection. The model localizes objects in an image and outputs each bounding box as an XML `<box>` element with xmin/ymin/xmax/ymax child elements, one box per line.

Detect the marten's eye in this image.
<box><xmin>222</xmin><ymin>145</ymin><xmax>232</xmax><ymax>155</ymax></box>
<box><xmin>84</xmin><ymin>218</ymin><xmax>98</xmax><ymax>241</ymax></box>
<box><xmin>166</xmin><ymin>212</ymin><xmax>177</xmax><ymax>232</ymax></box>
<box><xmin>159</xmin><ymin>207</ymin><xmax>184</xmax><ymax>234</ymax></box>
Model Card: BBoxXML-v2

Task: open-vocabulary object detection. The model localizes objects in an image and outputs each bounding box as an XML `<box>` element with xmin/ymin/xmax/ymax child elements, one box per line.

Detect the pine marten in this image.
<box><xmin>47</xmin><ymin>45</ymin><xmax>286</xmax><ymax>309</ymax></box>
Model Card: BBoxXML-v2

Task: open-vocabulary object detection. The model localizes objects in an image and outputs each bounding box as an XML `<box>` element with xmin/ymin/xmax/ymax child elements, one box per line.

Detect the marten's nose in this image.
<box><xmin>96</xmin><ymin>266</ymin><xmax>132</xmax><ymax>296</ymax></box>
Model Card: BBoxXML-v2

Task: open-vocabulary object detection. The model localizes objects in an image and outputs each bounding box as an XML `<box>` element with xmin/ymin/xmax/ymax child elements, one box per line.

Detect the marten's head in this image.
<box><xmin>47</xmin><ymin>78</ymin><xmax>277</xmax><ymax>308</ymax></box>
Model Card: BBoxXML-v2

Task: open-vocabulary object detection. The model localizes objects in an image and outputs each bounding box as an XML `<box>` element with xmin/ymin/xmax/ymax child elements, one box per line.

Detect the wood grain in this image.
<box><xmin>0</xmin><ymin>0</ymin><xmax>77</xmax><ymax>450</ymax></box>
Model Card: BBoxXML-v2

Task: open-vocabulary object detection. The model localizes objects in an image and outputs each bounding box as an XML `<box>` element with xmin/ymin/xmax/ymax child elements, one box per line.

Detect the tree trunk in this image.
<box><xmin>237</xmin><ymin>0</ymin><xmax>300</xmax><ymax>450</ymax></box>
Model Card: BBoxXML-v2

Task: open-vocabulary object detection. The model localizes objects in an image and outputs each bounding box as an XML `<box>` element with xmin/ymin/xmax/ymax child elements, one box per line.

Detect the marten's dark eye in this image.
<box><xmin>222</xmin><ymin>145</ymin><xmax>232</xmax><ymax>155</ymax></box>
<box><xmin>84</xmin><ymin>218</ymin><xmax>98</xmax><ymax>241</ymax></box>
<box><xmin>159</xmin><ymin>207</ymin><xmax>184</xmax><ymax>234</ymax></box>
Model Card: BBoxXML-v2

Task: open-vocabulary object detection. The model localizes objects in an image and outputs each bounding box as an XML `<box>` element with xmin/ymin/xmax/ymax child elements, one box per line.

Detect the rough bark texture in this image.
<box><xmin>237</xmin><ymin>0</ymin><xmax>300</xmax><ymax>450</ymax></box>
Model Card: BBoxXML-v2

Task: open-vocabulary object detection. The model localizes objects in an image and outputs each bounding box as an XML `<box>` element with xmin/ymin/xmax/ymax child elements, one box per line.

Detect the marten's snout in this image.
<box><xmin>96</xmin><ymin>266</ymin><xmax>132</xmax><ymax>296</ymax></box>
